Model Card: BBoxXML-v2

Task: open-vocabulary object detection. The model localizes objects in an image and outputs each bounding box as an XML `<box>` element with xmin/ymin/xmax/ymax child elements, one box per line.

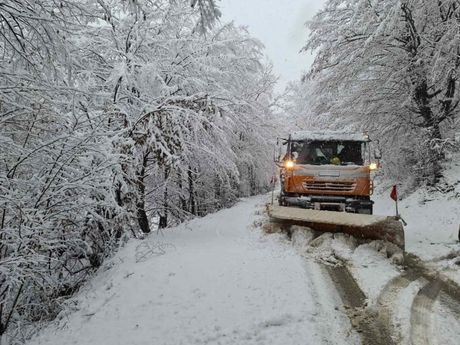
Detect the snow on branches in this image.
<box><xmin>0</xmin><ymin>0</ymin><xmax>276</xmax><ymax>342</ymax></box>
<box><xmin>303</xmin><ymin>0</ymin><xmax>460</xmax><ymax>187</ymax></box>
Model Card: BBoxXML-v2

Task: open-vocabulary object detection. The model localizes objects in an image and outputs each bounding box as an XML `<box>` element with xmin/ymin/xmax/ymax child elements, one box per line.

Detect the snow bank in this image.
<box><xmin>374</xmin><ymin>157</ymin><xmax>460</xmax><ymax>283</ymax></box>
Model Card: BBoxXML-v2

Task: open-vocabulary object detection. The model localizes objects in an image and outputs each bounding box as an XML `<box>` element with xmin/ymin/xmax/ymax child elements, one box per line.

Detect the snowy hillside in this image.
<box><xmin>374</xmin><ymin>157</ymin><xmax>460</xmax><ymax>283</ymax></box>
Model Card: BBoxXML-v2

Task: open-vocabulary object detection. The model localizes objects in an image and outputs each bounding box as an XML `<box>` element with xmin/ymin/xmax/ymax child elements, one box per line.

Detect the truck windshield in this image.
<box><xmin>290</xmin><ymin>140</ymin><xmax>364</xmax><ymax>166</ymax></box>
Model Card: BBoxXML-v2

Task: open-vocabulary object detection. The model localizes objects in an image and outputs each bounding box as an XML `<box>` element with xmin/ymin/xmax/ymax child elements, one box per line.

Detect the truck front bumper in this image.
<box><xmin>281</xmin><ymin>195</ymin><xmax>373</xmax><ymax>214</ymax></box>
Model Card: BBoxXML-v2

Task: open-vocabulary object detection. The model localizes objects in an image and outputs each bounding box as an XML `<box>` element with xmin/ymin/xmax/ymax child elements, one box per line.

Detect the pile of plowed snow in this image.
<box><xmin>291</xmin><ymin>227</ymin><xmax>402</xmax><ymax>304</ymax></box>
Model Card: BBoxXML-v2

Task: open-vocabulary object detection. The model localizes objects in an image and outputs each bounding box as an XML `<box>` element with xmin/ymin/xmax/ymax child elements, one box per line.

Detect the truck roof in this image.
<box><xmin>290</xmin><ymin>130</ymin><xmax>369</xmax><ymax>142</ymax></box>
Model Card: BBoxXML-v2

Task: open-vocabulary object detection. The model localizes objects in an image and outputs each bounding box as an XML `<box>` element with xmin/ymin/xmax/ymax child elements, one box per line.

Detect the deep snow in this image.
<box><xmin>27</xmin><ymin>196</ymin><xmax>356</xmax><ymax>345</ymax></box>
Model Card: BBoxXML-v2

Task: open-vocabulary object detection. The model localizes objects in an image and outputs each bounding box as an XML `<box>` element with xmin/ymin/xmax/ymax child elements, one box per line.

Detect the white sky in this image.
<box><xmin>219</xmin><ymin>0</ymin><xmax>326</xmax><ymax>90</ymax></box>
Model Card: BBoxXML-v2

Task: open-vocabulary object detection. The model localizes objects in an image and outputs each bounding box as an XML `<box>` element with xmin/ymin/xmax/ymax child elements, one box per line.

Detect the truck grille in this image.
<box><xmin>303</xmin><ymin>181</ymin><xmax>356</xmax><ymax>192</ymax></box>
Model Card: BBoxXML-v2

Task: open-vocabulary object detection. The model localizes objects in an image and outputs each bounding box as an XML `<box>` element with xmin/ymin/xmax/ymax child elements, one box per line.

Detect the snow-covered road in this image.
<box><xmin>28</xmin><ymin>196</ymin><xmax>356</xmax><ymax>345</ymax></box>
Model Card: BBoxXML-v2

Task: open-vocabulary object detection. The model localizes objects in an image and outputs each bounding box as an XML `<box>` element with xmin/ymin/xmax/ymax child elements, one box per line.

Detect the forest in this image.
<box><xmin>1</xmin><ymin>0</ymin><xmax>459</xmax><ymax>343</ymax></box>
<box><xmin>0</xmin><ymin>0</ymin><xmax>279</xmax><ymax>340</ymax></box>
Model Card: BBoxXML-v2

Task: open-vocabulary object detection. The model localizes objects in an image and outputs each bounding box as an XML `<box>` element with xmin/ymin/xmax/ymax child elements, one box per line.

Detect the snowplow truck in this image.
<box><xmin>268</xmin><ymin>131</ymin><xmax>405</xmax><ymax>249</ymax></box>
<box><xmin>279</xmin><ymin>131</ymin><xmax>376</xmax><ymax>213</ymax></box>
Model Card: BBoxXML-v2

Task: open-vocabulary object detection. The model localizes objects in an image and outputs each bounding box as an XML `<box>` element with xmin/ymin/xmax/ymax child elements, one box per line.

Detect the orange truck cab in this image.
<box><xmin>278</xmin><ymin>131</ymin><xmax>379</xmax><ymax>214</ymax></box>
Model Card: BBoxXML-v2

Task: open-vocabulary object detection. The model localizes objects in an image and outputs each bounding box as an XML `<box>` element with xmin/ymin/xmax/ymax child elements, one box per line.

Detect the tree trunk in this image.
<box><xmin>178</xmin><ymin>171</ymin><xmax>187</xmax><ymax>213</ymax></box>
<box><xmin>137</xmin><ymin>204</ymin><xmax>150</xmax><ymax>234</ymax></box>
<box><xmin>188</xmin><ymin>167</ymin><xmax>196</xmax><ymax>215</ymax></box>
<box><xmin>249</xmin><ymin>164</ymin><xmax>256</xmax><ymax>195</ymax></box>
<box><xmin>159</xmin><ymin>165</ymin><xmax>170</xmax><ymax>229</ymax></box>
<box><xmin>413</xmin><ymin>80</ymin><xmax>444</xmax><ymax>184</ymax></box>
<box><xmin>136</xmin><ymin>152</ymin><xmax>150</xmax><ymax>233</ymax></box>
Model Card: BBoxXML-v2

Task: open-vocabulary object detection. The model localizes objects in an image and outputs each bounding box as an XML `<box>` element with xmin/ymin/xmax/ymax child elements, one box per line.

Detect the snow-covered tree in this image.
<box><xmin>304</xmin><ymin>0</ymin><xmax>460</xmax><ymax>187</ymax></box>
<box><xmin>277</xmin><ymin>80</ymin><xmax>333</xmax><ymax>132</ymax></box>
<box><xmin>80</xmin><ymin>1</ymin><xmax>277</xmax><ymax>229</ymax></box>
<box><xmin>0</xmin><ymin>0</ymin><xmax>277</xmax><ymax>341</ymax></box>
<box><xmin>0</xmin><ymin>1</ymin><xmax>131</xmax><ymax>341</ymax></box>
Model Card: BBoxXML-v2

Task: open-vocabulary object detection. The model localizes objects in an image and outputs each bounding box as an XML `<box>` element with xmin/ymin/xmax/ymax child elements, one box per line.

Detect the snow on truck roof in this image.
<box><xmin>290</xmin><ymin>131</ymin><xmax>369</xmax><ymax>142</ymax></box>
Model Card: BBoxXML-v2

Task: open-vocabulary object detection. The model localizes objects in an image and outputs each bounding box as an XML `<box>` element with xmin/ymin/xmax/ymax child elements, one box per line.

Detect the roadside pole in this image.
<box><xmin>271</xmin><ymin>180</ymin><xmax>275</xmax><ymax>205</ymax></box>
<box><xmin>391</xmin><ymin>185</ymin><xmax>407</xmax><ymax>226</ymax></box>
<box><xmin>271</xmin><ymin>169</ymin><xmax>276</xmax><ymax>206</ymax></box>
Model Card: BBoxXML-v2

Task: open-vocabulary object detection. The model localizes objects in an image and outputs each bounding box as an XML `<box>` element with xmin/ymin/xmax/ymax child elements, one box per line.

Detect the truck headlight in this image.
<box><xmin>369</xmin><ymin>162</ymin><xmax>378</xmax><ymax>171</ymax></box>
<box><xmin>285</xmin><ymin>160</ymin><xmax>295</xmax><ymax>169</ymax></box>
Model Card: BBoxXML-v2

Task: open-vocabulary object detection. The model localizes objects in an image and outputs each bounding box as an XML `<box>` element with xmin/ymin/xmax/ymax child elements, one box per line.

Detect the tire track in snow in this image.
<box><xmin>404</xmin><ymin>254</ymin><xmax>460</xmax><ymax>325</ymax></box>
<box><xmin>288</xmin><ymin>226</ymin><xmax>398</xmax><ymax>345</ymax></box>
<box><xmin>410</xmin><ymin>279</ymin><xmax>442</xmax><ymax>345</ymax></box>
<box><xmin>300</xmin><ymin>259</ymin><xmax>361</xmax><ymax>345</ymax></box>
<box><xmin>373</xmin><ymin>258</ymin><xmax>460</xmax><ymax>345</ymax></box>
<box><xmin>366</xmin><ymin>254</ymin><xmax>460</xmax><ymax>345</ymax></box>
<box><xmin>439</xmin><ymin>292</ymin><xmax>460</xmax><ymax>319</ymax></box>
<box><xmin>375</xmin><ymin>270</ymin><xmax>420</xmax><ymax>344</ymax></box>
<box><xmin>281</xmin><ymin>223</ymin><xmax>460</xmax><ymax>345</ymax></box>
<box><xmin>324</xmin><ymin>264</ymin><xmax>396</xmax><ymax>345</ymax></box>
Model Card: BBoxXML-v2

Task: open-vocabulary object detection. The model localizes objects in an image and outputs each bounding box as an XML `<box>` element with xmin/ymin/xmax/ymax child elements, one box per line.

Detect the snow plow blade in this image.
<box><xmin>267</xmin><ymin>205</ymin><xmax>405</xmax><ymax>250</ymax></box>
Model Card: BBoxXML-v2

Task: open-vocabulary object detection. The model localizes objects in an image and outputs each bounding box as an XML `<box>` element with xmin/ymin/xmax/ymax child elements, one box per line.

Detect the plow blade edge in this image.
<box><xmin>267</xmin><ymin>205</ymin><xmax>405</xmax><ymax>250</ymax></box>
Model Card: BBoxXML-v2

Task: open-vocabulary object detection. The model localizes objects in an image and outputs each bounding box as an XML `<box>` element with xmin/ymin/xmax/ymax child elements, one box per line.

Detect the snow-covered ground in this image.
<box><xmin>374</xmin><ymin>189</ymin><xmax>459</xmax><ymax>261</ymax></box>
<box><xmin>290</xmin><ymin>220</ymin><xmax>459</xmax><ymax>345</ymax></box>
<box><xmin>373</xmin><ymin>157</ymin><xmax>460</xmax><ymax>283</ymax></box>
<box><xmin>27</xmin><ymin>196</ymin><xmax>357</xmax><ymax>345</ymax></box>
<box><xmin>25</xmin><ymin>160</ymin><xmax>460</xmax><ymax>345</ymax></box>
